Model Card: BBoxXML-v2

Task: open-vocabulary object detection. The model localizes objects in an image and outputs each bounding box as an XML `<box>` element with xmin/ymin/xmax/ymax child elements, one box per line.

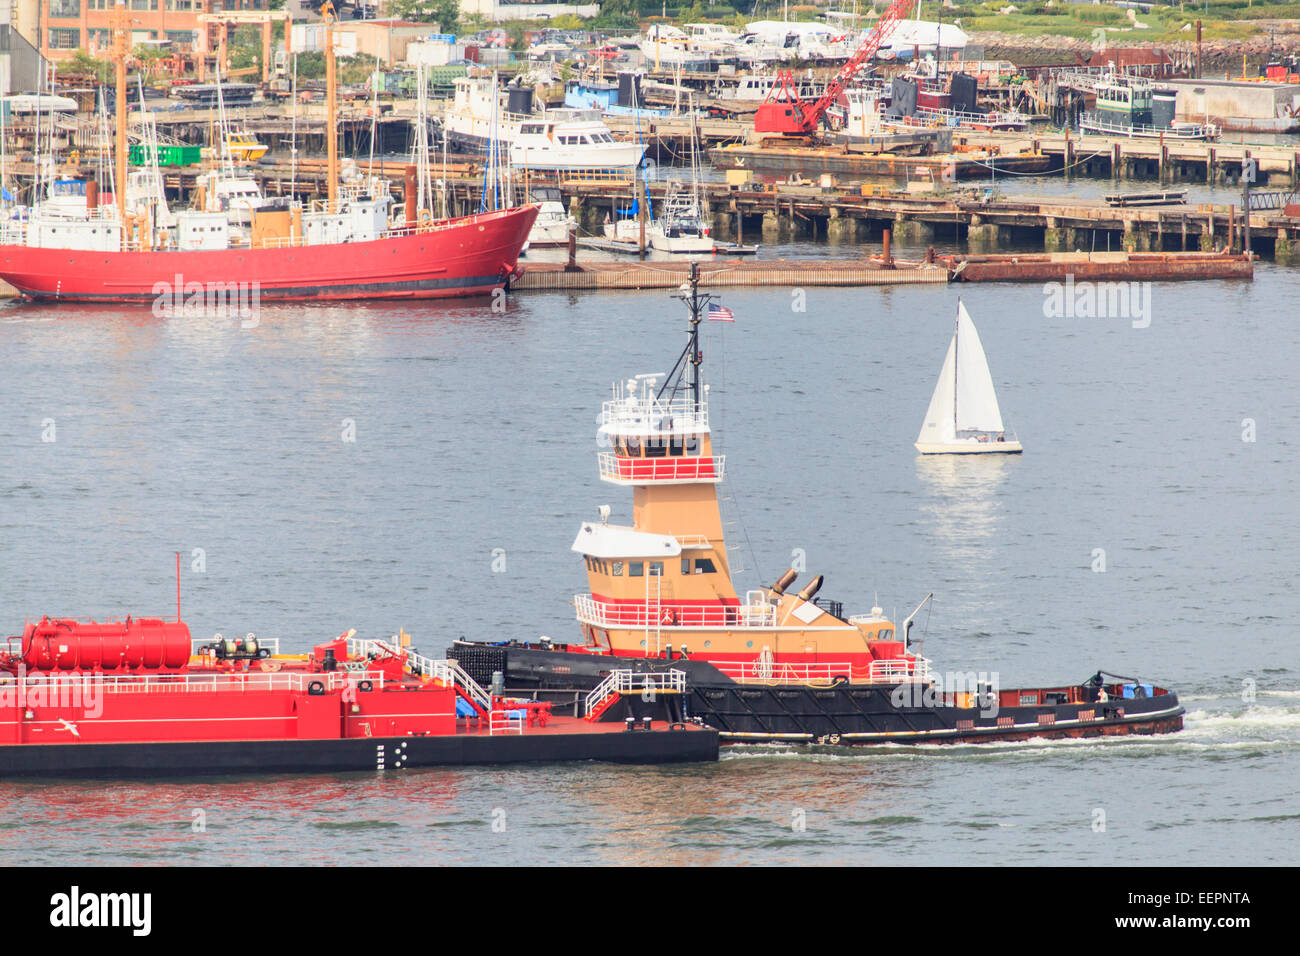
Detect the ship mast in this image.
<box><xmin>323</xmin><ymin>2</ymin><xmax>339</xmax><ymax>207</ymax></box>
<box><xmin>660</xmin><ymin>262</ymin><xmax>714</xmax><ymax>409</ymax></box>
<box><xmin>113</xmin><ymin>0</ymin><xmax>128</xmax><ymax>229</ymax></box>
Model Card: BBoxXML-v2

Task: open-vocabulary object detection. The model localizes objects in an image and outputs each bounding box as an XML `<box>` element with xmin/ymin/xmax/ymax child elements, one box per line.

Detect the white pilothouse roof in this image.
<box><xmin>572</xmin><ymin>522</ymin><xmax>682</xmax><ymax>560</ymax></box>
<box><xmin>598</xmin><ymin>375</ymin><xmax>710</xmax><ymax>437</ymax></box>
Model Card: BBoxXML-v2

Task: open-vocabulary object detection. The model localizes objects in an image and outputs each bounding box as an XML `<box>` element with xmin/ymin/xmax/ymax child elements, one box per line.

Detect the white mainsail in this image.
<box><xmin>953</xmin><ymin>303</ymin><xmax>1005</xmax><ymax>434</ymax></box>
<box><xmin>916</xmin><ymin>302</ymin><xmax>1005</xmax><ymax>445</ymax></box>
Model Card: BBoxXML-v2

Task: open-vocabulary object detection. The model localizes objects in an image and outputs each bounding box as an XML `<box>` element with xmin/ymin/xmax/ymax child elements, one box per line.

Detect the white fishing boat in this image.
<box><xmin>648</xmin><ymin>114</ymin><xmax>714</xmax><ymax>254</ymax></box>
<box><xmin>915</xmin><ymin>302</ymin><xmax>1022</xmax><ymax>455</ymax></box>
<box><xmin>524</xmin><ymin>192</ymin><xmax>576</xmax><ymax>247</ymax></box>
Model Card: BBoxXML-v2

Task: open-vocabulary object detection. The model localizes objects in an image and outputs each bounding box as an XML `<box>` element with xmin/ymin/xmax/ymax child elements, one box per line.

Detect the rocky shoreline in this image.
<box><xmin>971</xmin><ymin>24</ymin><xmax>1300</xmax><ymax>73</ymax></box>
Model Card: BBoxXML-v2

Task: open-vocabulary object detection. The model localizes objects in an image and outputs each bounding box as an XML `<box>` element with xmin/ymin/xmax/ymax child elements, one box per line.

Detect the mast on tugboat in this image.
<box><xmin>660</xmin><ymin>262</ymin><xmax>715</xmax><ymax>409</ymax></box>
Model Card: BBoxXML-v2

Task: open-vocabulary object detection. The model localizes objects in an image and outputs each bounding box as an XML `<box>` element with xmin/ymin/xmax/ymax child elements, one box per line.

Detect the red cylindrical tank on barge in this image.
<box><xmin>20</xmin><ymin>616</ymin><xmax>191</xmax><ymax>672</ymax></box>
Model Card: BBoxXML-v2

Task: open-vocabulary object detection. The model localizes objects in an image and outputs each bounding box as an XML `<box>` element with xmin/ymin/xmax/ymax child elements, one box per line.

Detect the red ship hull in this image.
<box><xmin>0</xmin><ymin>205</ymin><xmax>538</xmax><ymax>303</ymax></box>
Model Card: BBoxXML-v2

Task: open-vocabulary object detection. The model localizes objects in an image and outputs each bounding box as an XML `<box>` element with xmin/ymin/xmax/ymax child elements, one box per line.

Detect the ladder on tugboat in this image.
<box><xmin>584</xmin><ymin>669</ymin><xmax>687</xmax><ymax>721</ymax></box>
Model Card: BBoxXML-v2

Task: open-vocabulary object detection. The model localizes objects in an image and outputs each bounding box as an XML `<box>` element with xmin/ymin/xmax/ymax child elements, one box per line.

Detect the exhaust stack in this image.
<box><xmin>770</xmin><ymin>568</ymin><xmax>798</xmax><ymax>596</ymax></box>
<box><xmin>796</xmin><ymin>575</ymin><xmax>824</xmax><ymax>602</ymax></box>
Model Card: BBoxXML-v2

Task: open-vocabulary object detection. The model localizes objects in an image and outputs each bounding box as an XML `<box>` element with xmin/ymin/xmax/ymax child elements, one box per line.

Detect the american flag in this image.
<box><xmin>707</xmin><ymin>304</ymin><xmax>735</xmax><ymax>322</ymax></box>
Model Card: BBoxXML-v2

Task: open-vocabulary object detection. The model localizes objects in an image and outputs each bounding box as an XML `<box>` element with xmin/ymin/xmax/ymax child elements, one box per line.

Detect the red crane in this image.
<box><xmin>753</xmin><ymin>0</ymin><xmax>914</xmax><ymax>137</ymax></box>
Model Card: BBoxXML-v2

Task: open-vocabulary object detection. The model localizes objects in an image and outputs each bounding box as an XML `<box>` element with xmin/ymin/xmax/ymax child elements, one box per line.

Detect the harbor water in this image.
<box><xmin>0</xmin><ymin>254</ymin><xmax>1296</xmax><ymax>865</ymax></box>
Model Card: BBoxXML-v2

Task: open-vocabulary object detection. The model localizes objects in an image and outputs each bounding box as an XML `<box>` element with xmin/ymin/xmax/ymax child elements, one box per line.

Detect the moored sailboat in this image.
<box><xmin>915</xmin><ymin>301</ymin><xmax>1023</xmax><ymax>454</ymax></box>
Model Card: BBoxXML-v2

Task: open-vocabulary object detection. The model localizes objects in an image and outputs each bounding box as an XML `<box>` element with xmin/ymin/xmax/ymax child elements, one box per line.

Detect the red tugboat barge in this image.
<box><xmin>0</xmin><ymin>616</ymin><xmax>716</xmax><ymax>778</ymax></box>
<box><xmin>449</xmin><ymin>265</ymin><xmax>1184</xmax><ymax>746</ymax></box>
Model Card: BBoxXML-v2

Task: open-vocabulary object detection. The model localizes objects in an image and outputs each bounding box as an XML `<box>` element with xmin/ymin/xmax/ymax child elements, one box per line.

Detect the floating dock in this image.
<box><xmin>511</xmin><ymin>250</ymin><xmax>1250</xmax><ymax>292</ymax></box>
<box><xmin>513</xmin><ymin>258</ymin><xmax>949</xmax><ymax>291</ymax></box>
<box><xmin>944</xmin><ymin>250</ymin><xmax>1253</xmax><ymax>282</ymax></box>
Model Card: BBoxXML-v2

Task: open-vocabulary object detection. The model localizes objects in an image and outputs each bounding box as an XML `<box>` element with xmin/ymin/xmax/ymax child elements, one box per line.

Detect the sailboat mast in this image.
<box><xmin>952</xmin><ymin>303</ymin><xmax>959</xmax><ymax>431</ymax></box>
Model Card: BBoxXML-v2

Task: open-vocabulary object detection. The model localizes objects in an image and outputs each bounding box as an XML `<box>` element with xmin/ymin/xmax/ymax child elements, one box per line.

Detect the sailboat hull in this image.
<box><xmin>915</xmin><ymin>440</ymin><xmax>1023</xmax><ymax>454</ymax></box>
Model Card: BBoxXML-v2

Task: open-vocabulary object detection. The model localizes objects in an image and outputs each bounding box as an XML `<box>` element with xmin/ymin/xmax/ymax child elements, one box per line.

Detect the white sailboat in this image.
<box><xmin>915</xmin><ymin>301</ymin><xmax>1023</xmax><ymax>455</ymax></box>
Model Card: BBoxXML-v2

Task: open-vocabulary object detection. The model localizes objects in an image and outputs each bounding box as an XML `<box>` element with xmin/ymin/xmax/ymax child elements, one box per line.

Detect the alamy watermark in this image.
<box><xmin>1042</xmin><ymin>275</ymin><xmax>1152</xmax><ymax>329</ymax></box>
<box><xmin>0</xmin><ymin>665</ymin><xmax>105</xmax><ymax>719</ymax></box>
<box><xmin>891</xmin><ymin>670</ymin><xmax>1001</xmax><ymax>717</ymax></box>
<box><xmin>151</xmin><ymin>273</ymin><xmax>261</xmax><ymax>327</ymax></box>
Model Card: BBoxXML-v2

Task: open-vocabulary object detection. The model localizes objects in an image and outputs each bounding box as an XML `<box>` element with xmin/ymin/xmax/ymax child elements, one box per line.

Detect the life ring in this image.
<box><xmin>661</xmin><ymin>608</ymin><xmax>677</xmax><ymax>626</ymax></box>
<box><xmin>358</xmin><ymin>680</ymin><xmax>374</xmax><ymax>692</ymax></box>
<box><xmin>832</xmin><ymin>674</ymin><xmax>849</xmax><ymax>686</ymax></box>
<box><xmin>307</xmin><ymin>680</ymin><xmax>326</xmax><ymax>696</ymax></box>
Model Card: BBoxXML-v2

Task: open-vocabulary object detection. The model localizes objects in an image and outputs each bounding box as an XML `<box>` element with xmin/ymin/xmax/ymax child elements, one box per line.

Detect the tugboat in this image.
<box><xmin>0</xmin><ymin>611</ymin><xmax>716</xmax><ymax>778</ymax></box>
<box><xmin>450</xmin><ymin>265</ymin><xmax>1184</xmax><ymax>745</ymax></box>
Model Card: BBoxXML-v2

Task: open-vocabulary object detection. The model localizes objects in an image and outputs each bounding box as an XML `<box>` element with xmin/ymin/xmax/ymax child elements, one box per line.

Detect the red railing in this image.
<box><xmin>597</xmin><ymin>452</ymin><xmax>724</xmax><ymax>483</ymax></box>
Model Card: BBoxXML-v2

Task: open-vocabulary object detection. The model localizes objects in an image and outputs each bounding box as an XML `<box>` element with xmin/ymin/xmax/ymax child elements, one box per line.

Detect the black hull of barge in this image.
<box><xmin>0</xmin><ymin>726</ymin><xmax>719</xmax><ymax>780</ymax></box>
<box><xmin>448</xmin><ymin>642</ymin><xmax>1185</xmax><ymax>745</ymax></box>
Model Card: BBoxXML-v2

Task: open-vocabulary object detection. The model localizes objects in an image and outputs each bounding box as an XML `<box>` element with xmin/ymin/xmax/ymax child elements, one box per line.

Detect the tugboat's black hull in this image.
<box><xmin>448</xmin><ymin>642</ymin><xmax>1184</xmax><ymax>746</ymax></box>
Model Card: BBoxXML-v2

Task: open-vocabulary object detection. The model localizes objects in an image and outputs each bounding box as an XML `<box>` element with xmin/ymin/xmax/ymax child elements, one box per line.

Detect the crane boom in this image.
<box><xmin>754</xmin><ymin>0</ymin><xmax>914</xmax><ymax>137</ymax></box>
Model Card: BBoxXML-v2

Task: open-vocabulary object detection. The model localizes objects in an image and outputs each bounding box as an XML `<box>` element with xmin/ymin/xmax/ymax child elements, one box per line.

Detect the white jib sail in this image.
<box><xmin>953</xmin><ymin>302</ymin><xmax>1005</xmax><ymax>434</ymax></box>
<box><xmin>917</xmin><ymin>335</ymin><xmax>958</xmax><ymax>445</ymax></box>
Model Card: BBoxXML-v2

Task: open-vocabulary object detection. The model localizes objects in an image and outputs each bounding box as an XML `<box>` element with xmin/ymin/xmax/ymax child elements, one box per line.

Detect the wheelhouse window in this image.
<box><xmin>629</xmin><ymin>562</ymin><xmax>644</xmax><ymax>577</ymax></box>
<box><xmin>611</xmin><ymin>562</ymin><xmax>623</xmax><ymax>576</ymax></box>
<box><xmin>681</xmin><ymin>558</ymin><xmax>690</xmax><ymax>575</ymax></box>
<box><xmin>648</xmin><ymin>561</ymin><xmax>663</xmax><ymax>576</ymax></box>
<box><xmin>669</xmin><ymin>434</ymin><xmax>684</xmax><ymax>456</ymax></box>
<box><xmin>624</xmin><ymin>436</ymin><xmax>641</xmax><ymax>457</ymax></box>
<box><xmin>684</xmin><ymin>434</ymin><xmax>699</xmax><ymax>454</ymax></box>
<box><xmin>645</xmin><ymin>436</ymin><xmax>667</xmax><ymax>458</ymax></box>
<box><xmin>693</xmin><ymin>558</ymin><xmax>716</xmax><ymax>574</ymax></box>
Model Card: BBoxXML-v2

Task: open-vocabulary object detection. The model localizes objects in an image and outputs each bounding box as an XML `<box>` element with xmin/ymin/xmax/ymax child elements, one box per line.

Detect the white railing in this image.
<box><xmin>2</xmin><ymin>669</ymin><xmax>383</xmax><ymax>695</ymax></box>
<box><xmin>585</xmin><ymin>669</ymin><xmax>686</xmax><ymax>717</ymax></box>
<box><xmin>442</xmin><ymin>659</ymin><xmax>493</xmax><ymax>713</ymax></box>
<box><xmin>672</xmin><ymin>533</ymin><xmax>712</xmax><ymax>549</ymax></box>
<box><xmin>597</xmin><ymin>452</ymin><xmax>725</xmax><ymax>483</ymax></box>
<box><xmin>712</xmin><ymin>660</ymin><xmax>856</xmax><ymax>685</ymax></box>
<box><xmin>867</xmin><ymin>656</ymin><xmax>932</xmax><ymax>684</ymax></box>
<box><xmin>346</xmin><ymin>637</ymin><xmax>491</xmax><ymax>709</ymax></box>
<box><xmin>488</xmin><ymin>710</ymin><xmax>525</xmax><ymax>735</ymax></box>
<box><xmin>602</xmin><ymin>394</ymin><xmax>708</xmax><ymax>432</ymax></box>
<box><xmin>574</xmin><ymin>594</ymin><xmax>776</xmax><ymax>629</ymax></box>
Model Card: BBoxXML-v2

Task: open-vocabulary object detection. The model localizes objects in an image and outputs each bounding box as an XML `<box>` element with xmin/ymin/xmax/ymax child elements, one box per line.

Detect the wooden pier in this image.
<box><xmin>512</xmin><ymin>258</ymin><xmax>949</xmax><ymax>291</ymax></box>
<box><xmin>963</xmin><ymin>130</ymin><xmax>1300</xmax><ymax>187</ymax></box>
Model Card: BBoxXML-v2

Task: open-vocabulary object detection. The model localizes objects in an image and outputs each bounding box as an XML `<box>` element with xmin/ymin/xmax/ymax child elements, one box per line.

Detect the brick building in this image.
<box><xmin>38</xmin><ymin>0</ymin><xmax>271</xmax><ymax>61</ymax></box>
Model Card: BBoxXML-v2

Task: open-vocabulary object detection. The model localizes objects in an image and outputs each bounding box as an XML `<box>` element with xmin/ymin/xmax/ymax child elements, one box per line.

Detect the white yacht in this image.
<box><xmin>639</xmin><ymin>25</ymin><xmax>713</xmax><ymax>69</ymax></box>
<box><xmin>509</xmin><ymin>111</ymin><xmax>645</xmax><ymax>175</ymax></box>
